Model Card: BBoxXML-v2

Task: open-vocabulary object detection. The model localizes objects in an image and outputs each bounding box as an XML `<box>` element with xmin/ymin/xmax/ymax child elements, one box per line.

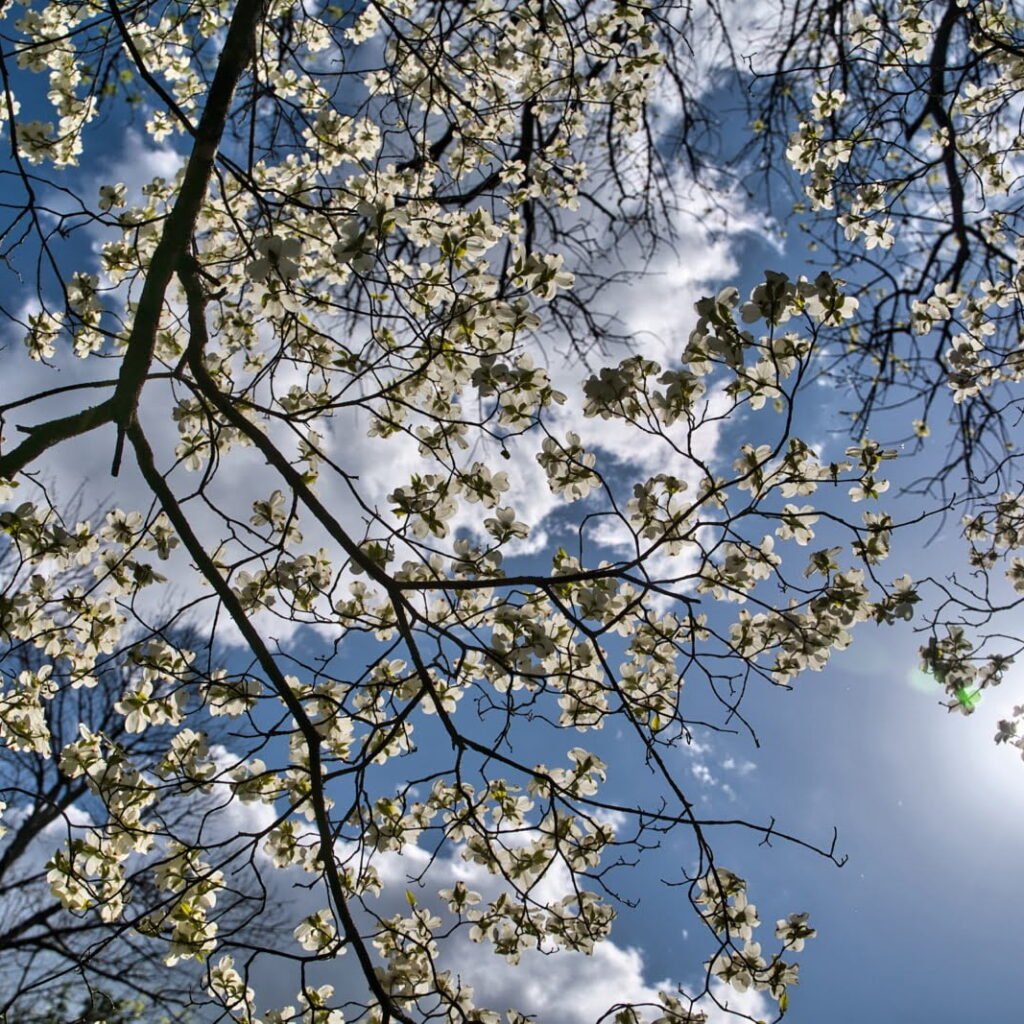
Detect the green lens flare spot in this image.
<box><xmin>955</xmin><ymin>687</ymin><xmax>981</xmax><ymax>710</ymax></box>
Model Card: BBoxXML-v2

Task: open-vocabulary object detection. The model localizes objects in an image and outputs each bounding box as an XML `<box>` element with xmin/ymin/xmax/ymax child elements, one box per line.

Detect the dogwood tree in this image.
<box><xmin>0</xmin><ymin>0</ymin><xmax>957</xmax><ymax>1021</ymax></box>
<box><xmin>0</xmin><ymin>529</ymin><xmax>285</xmax><ymax>1023</ymax></box>
<box><xmin>756</xmin><ymin>0</ymin><xmax>1024</xmax><ymax>758</ymax></box>
<box><xmin>0</xmin><ymin>673</ymin><xmax>199</xmax><ymax>1024</ymax></box>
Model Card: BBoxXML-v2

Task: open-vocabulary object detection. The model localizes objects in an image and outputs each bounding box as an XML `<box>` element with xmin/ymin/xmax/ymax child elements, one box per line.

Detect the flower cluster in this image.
<box><xmin>696</xmin><ymin>867</ymin><xmax>813</xmax><ymax>1003</ymax></box>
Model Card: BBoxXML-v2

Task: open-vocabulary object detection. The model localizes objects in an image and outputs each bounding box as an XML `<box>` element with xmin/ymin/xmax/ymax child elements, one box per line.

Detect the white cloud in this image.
<box><xmin>0</xmin><ymin>106</ymin><xmax>782</xmax><ymax>1024</ymax></box>
<box><xmin>228</xmin><ymin>829</ymin><xmax>774</xmax><ymax>1024</ymax></box>
<box><xmin>721</xmin><ymin>757</ymin><xmax>757</xmax><ymax>777</ymax></box>
<box><xmin>0</xmin><ymin>95</ymin><xmax>775</xmax><ymax>654</ymax></box>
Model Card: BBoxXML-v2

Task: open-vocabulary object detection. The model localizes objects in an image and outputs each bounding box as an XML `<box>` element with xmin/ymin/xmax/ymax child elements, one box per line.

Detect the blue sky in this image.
<box><xmin>627</xmin><ymin>165</ymin><xmax>1024</xmax><ymax>1020</ymax></box>
<box><xmin>3</xmin><ymin>10</ymin><xmax>1024</xmax><ymax>1024</ymax></box>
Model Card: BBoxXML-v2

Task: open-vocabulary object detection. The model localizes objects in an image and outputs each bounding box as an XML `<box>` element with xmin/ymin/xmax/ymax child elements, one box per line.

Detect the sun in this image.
<box><xmin>903</xmin><ymin>664</ymin><xmax>1024</xmax><ymax>809</ymax></box>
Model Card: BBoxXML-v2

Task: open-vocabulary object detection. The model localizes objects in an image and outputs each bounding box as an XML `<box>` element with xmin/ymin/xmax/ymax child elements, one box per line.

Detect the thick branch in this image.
<box><xmin>108</xmin><ymin>0</ymin><xmax>269</xmax><ymax>473</ymax></box>
<box><xmin>0</xmin><ymin>0</ymin><xmax>268</xmax><ymax>482</ymax></box>
<box><xmin>127</xmin><ymin>421</ymin><xmax>416</xmax><ymax>1024</ymax></box>
<box><xmin>0</xmin><ymin>399</ymin><xmax>116</xmax><ymax>479</ymax></box>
